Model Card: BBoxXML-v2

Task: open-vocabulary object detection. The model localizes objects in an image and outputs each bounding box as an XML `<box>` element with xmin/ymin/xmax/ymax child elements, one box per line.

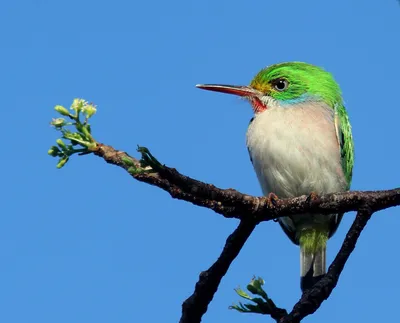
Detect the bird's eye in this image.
<box><xmin>272</xmin><ymin>78</ymin><xmax>289</xmax><ymax>91</ymax></box>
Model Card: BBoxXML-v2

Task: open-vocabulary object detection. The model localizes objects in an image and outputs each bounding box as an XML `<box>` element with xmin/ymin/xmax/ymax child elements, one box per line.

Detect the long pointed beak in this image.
<box><xmin>196</xmin><ymin>84</ymin><xmax>260</xmax><ymax>97</ymax></box>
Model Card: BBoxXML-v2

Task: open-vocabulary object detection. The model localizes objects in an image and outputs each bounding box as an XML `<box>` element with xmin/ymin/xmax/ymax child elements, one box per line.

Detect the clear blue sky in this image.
<box><xmin>1</xmin><ymin>0</ymin><xmax>399</xmax><ymax>322</ymax></box>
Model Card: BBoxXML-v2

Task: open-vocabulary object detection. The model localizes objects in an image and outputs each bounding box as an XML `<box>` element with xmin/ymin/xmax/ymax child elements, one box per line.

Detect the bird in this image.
<box><xmin>196</xmin><ymin>62</ymin><xmax>354</xmax><ymax>291</ymax></box>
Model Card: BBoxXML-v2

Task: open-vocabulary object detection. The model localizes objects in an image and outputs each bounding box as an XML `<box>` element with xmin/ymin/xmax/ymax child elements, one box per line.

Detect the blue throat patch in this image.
<box><xmin>279</xmin><ymin>94</ymin><xmax>320</xmax><ymax>106</ymax></box>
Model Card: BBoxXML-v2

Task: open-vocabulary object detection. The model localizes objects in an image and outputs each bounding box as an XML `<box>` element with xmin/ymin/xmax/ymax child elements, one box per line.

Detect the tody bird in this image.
<box><xmin>196</xmin><ymin>62</ymin><xmax>354</xmax><ymax>291</ymax></box>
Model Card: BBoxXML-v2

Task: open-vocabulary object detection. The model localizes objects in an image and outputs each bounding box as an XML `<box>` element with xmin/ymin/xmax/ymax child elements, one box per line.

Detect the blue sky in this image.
<box><xmin>1</xmin><ymin>0</ymin><xmax>399</xmax><ymax>322</ymax></box>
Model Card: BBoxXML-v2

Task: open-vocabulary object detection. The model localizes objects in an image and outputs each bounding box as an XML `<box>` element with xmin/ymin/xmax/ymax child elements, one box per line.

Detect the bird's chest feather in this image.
<box><xmin>246</xmin><ymin>103</ymin><xmax>346</xmax><ymax>198</ymax></box>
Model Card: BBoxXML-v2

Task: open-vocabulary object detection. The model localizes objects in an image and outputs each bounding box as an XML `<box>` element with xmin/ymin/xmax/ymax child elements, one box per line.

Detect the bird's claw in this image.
<box><xmin>266</xmin><ymin>193</ymin><xmax>279</xmax><ymax>209</ymax></box>
<box><xmin>306</xmin><ymin>192</ymin><xmax>319</xmax><ymax>205</ymax></box>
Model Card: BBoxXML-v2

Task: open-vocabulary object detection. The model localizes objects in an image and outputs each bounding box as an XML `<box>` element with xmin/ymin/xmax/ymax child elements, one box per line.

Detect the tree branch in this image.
<box><xmin>93</xmin><ymin>143</ymin><xmax>400</xmax><ymax>221</ymax></box>
<box><xmin>93</xmin><ymin>143</ymin><xmax>261</xmax><ymax>219</ymax></box>
<box><xmin>90</xmin><ymin>143</ymin><xmax>397</xmax><ymax>322</ymax></box>
<box><xmin>180</xmin><ymin>220</ymin><xmax>257</xmax><ymax>323</ymax></box>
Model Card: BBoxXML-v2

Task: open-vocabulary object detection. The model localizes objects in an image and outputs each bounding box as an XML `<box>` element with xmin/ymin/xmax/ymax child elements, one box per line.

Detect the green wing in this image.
<box><xmin>334</xmin><ymin>104</ymin><xmax>354</xmax><ymax>188</ymax></box>
<box><xmin>328</xmin><ymin>104</ymin><xmax>354</xmax><ymax>239</ymax></box>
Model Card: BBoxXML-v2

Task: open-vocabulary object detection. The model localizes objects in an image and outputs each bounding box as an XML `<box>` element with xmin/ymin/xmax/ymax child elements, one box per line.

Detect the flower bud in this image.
<box><xmin>71</xmin><ymin>98</ymin><xmax>86</xmax><ymax>112</ymax></box>
<box><xmin>56</xmin><ymin>139</ymin><xmax>67</xmax><ymax>149</ymax></box>
<box><xmin>50</xmin><ymin>118</ymin><xmax>66</xmax><ymax>128</ymax></box>
<box><xmin>54</xmin><ymin>105</ymin><xmax>70</xmax><ymax>116</ymax></box>
<box><xmin>48</xmin><ymin>146</ymin><xmax>60</xmax><ymax>157</ymax></box>
<box><xmin>82</xmin><ymin>104</ymin><xmax>97</xmax><ymax>118</ymax></box>
<box><xmin>56</xmin><ymin>157</ymin><xmax>69</xmax><ymax>169</ymax></box>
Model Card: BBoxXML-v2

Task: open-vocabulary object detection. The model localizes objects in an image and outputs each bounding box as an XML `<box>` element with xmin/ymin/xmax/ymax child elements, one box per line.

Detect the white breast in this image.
<box><xmin>246</xmin><ymin>102</ymin><xmax>347</xmax><ymax>198</ymax></box>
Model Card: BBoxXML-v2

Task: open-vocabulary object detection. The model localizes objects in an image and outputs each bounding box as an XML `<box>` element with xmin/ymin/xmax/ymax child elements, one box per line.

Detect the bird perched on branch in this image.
<box><xmin>197</xmin><ymin>62</ymin><xmax>354</xmax><ymax>291</ymax></box>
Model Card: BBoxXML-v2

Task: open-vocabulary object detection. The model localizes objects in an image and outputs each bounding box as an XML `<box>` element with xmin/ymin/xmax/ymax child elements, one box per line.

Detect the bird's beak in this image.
<box><xmin>196</xmin><ymin>84</ymin><xmax>260</xmax><ymax>97</ymax></box>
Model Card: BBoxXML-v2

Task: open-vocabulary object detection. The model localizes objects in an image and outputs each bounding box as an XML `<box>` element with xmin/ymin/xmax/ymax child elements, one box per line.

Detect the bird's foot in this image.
<box><xmin>266</xmin><ymin>193</ymin><xmax>279</xmax><ymax>208</ymax></box>
<box><xmin>306</xmin><ymin>191</ymin><xmax>320</xmax><ymax>205</ymax></box>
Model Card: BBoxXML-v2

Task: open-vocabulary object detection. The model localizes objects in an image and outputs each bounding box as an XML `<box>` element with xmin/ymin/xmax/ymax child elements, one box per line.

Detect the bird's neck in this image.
<box><xmin>278</xmin><ymin>94</ymin><xmax>326</xmax><ymax>108</ymax></box>
<box><xmin>255</xmin><ymin>94</ymin><xmax>330</xmax><ymax>114</ymax></box>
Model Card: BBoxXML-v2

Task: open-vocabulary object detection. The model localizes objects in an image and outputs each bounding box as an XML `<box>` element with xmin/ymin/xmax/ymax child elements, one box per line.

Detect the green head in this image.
<box><xmin>197</xmin><ymin>62</ymin><xmax>343</xmax><ymax>113</ymax></box>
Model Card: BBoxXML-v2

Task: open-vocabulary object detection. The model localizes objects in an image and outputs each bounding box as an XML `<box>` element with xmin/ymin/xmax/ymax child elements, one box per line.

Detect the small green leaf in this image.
<box><xmin>250</xmin><ymin>297</ymin><xmax>265</xmax><ymax>306</ymax></box>
<box><xmin>56</xmin><ymin>157</ymin><xmax>69</xmax><ymax>169</ymax></box>
<box><xmin>137</xmin><ymin>146</ymin><xmax>163</xmax><ymax>169</ymax></box>
<box><xmin>247</xmin><ymin>277</ymin><xmax>268</xmax><ymax>300</ymax></box>
<box><xmin>234</xmin><ymin>288</ymin><xmax>252</xmax><ymax>301</ymax></box>
<box><xmin>70</xmin><ymin>139</ymin><xmax>80</xmax><ymax>146</ymax></box>
<box><xmin>56</xmin><ymin>139</ymin><xmax>67</xmax><ymax>150</ymax></box>
<box><xmin>48</xmin><ymin>146</ymin><xmax>60</xmax><ymax>157</ymax></box>
<box><xmin>121</xmin><ymin>156</ymin><xmax>135</xmax><ymax>167</ymax></box>
<box><xmin>242</xmin><ymin>304</ymin><xmax>264</xmax><ymax>313</ymax></box>
<box><xmin>127</xmin><ymin>166</ymin><xmax>140</xmax><ymax>175</ymax></box>
<box><xmin>231</xmin><ymin>276</ymin><xmax>274</xmax><ymax>315</ymax></box>
<box><xmin>75</xmin><ymin>124</ymin><xmax>92</xmax><ymax>141</ymax></box>
<box><xmin>230</xmin><ymin>302</ymin><xmax>251</xmax><ymax>313</ymax></box>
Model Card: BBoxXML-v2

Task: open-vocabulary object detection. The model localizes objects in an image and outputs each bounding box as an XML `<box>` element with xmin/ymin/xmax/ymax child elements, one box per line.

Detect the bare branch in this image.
<box><xmin>180</xmin><ymin>220</ymin><xmax>257</xmax><ymax>323</ymax></box>
<box><xmin>93</xmin><ymin>143</ymin><xmax>400</xmax><ymax>221</ymax></box>
<box><xmin>93</xmin><ymin>143</ymin><xmax>261</xmax><ymax>218</ymax></box>
<box><xmin>91</xmin><ymin>143</ymin><xmax>397</xmax><ymax>323</ymax></box>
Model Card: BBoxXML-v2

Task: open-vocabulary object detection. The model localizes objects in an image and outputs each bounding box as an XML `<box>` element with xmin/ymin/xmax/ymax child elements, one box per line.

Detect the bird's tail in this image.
<box><xmin>299</xmin><ymin>229</ymin><xmax>328</xmax><ymax>292</ymax></box>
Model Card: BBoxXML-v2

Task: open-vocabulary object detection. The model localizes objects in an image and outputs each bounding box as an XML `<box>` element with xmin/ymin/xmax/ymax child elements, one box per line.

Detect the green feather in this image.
<box><xmin>299</xmin><ymin>229</ymin><xmax>328</xmax><ymax>254</ymax></box>
<box><xmin>250</xmin><ymin>62</ymin><xmax>343</xmax><ymax>108</ymax></box>
<box><xmin>335</xmin><ymin>104</ymin><xmax>355</xmax><ymax>187</ymax></box>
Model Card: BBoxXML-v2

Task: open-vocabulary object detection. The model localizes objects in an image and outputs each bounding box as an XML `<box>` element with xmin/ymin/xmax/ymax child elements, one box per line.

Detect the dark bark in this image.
<box><xmin>180</xmin><ymin>220</ymin><xmax>257</xmax><ymax>323</ymax></box>
<box><xmin>93</xmin><ymin>143</ymin><xmax>400</xmax><ymax>222</ymax></box>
